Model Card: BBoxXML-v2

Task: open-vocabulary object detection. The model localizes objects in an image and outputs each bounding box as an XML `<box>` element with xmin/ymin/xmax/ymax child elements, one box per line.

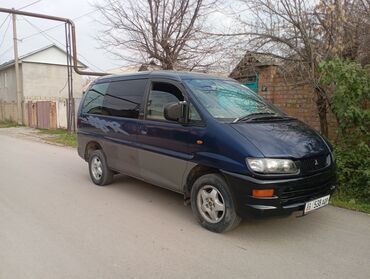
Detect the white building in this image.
<box><xmin>0</xmin><ymin>44</ymin><xmax>87</xmax><ymax>128</ymax></box>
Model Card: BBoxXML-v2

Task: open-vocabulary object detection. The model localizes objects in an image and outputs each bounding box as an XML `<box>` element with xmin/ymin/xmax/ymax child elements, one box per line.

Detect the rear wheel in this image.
<box><xmin>88</xmin><ymin>150</ymin><xmax>113</xmax><ymax>186</ymax></box>
<box><xmin>191</xmin><ymin>173</ymin><xmax>241</xmax><ymax>233</ymax></box>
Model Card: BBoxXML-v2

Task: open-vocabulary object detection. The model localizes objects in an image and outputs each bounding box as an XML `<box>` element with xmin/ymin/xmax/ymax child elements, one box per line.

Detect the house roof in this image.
<box><xmin>0</xmin><ymin>44</ymin><xmax>87</xmax><ymax>71</ymax></box>
<box><xmin>238</xmin><ymin>51</ymin><xmax>281</xmax><ymax>67</ymax></box>
<box><xmin>229</xmin><ymin>51</ymin><xmax>282</xmax><ymax>79</ymax></box>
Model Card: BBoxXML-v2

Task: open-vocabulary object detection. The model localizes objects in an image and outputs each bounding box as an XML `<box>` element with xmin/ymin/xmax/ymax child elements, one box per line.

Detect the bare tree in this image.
<box><xmin>215</xmin><ymin>0</ymin><xmax>369</xmax><ymax>137</ymax></box>
<box><xmin>95</xmin><ymin>0</ymin><xmax>219</xmax><ymax>71</ymax></box>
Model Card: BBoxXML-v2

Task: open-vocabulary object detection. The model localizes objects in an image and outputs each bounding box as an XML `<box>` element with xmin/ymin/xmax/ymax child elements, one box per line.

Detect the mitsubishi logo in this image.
<box><xmin>314</xmin><ymin>159</ymin><xmax>319</xmax><ymax>166</ymax></box>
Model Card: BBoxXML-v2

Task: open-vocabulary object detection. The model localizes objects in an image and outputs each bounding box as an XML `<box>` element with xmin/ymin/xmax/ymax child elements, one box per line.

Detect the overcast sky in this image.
<box><xmin>0</xmin><ymin>0</ymin><xmax>234</xmax><ymax>72</ymax></box>
<box><xmin>0</xmin><ymin>0</ymin><xmax>130</xmax><ymax>71</ymax></box>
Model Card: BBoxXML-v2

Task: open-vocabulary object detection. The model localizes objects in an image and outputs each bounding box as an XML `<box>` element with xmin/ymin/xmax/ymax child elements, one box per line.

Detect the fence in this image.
<box><xmin>0</xmin><ymin>101</ymin><xmax>18</xmax><ymax>122</ymax></box>
<box><xmin>1</xmin><ymin>98</ymin><xmax>81</xmax><ymax>129</ymax></box>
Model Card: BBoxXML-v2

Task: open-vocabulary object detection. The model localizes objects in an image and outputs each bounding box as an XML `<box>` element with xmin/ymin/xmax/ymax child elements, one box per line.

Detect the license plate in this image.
<box><xmin>304</xmin><ymin>195</ymin><xmax>330</xmax><ymax>214</ymax></box>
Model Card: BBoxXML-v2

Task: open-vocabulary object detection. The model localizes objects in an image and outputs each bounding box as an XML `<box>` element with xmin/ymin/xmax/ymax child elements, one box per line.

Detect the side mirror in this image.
<box><xmin>164</xmin><ymin>101</ymin><xmax>188</xmax><ymax>123</ymax></box>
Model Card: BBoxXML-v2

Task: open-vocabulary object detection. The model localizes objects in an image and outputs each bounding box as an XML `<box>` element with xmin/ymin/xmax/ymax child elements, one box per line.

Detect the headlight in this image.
<box><xmin>326</xmin><ymin>154</ymin><xmax>332</xmax><ymax>166</ymax></box>
<box><xmin>247</xmin><ymin>158</ymin><xmax>298</xmax><ymax>174</ymax></box>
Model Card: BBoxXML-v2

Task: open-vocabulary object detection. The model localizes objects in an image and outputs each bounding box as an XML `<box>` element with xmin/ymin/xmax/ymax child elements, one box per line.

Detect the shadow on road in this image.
<box><xmin>99</xmin><ymin>173</ymin><xmax>329</xmax><ymax>240</ymax></box>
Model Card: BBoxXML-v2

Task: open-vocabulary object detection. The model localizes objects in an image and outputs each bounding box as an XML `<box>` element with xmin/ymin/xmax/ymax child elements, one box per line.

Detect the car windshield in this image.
<box><xmin>184</xmin><ymin>79</ymin><xmax>282</xmax><ymax>122</ymax></box>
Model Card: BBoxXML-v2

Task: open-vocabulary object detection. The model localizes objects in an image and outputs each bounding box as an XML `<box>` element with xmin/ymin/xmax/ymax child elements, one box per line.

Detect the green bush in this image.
<box><xmin>333</xmin><ymin>144</ymin><xmax>370</xmax><ymax>203</ymax></box>
<box><xmin>319</xmin><ymin>59</ymin><xmax>370</xmax><ymax>204</ymax></box>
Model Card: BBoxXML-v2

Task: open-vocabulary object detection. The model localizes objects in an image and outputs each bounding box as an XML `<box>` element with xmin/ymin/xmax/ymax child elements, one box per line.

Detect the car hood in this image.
<box><xmin>230</xmin><ymin>119</ymin><xmax>329</xmax><ymax>158</ymax></box>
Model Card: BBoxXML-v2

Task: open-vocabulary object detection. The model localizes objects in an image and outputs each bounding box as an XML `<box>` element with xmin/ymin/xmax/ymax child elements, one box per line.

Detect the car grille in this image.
<box><xmin>280</xmin><ymin>179</ymin><xmax>332</xmax><ymax>206</ymax></box>
<box><xmin>296</xmin><ymin>155</ymin><xmax>329</xmax><ymax>175</ymax></box>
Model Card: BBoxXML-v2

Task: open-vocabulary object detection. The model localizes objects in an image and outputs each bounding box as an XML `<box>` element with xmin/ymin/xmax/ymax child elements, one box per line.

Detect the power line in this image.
<box><xmin>0</xmin><ymin>14</ymin><xmax>10</xmax><ymax>30</ymax></box>
<box><xmin>18</xmin><ymin>0</ymin><xmax>43</xmax><ymax>10</ymax></box>
<box><xmin>20</xmin><ymin>8</ymin><xmax>100</xmax><ymax>41</ymax></box>
<box><xmin>0</xmin><ymin>0</ymin><xmax>42</xmax><ymax>49</ymax></box>
<box><xmin>0</xmin><ymin>16</ymin><xmax>11</xmax><ymax>49</ymax></box>
<box><xmin>21</xmin><ymin>16</ymin><xmax>105</xmax><ymax>72</ymax></box>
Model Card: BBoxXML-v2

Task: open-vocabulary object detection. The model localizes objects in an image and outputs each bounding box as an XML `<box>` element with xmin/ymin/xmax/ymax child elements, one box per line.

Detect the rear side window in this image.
<box><xmin>81</xmin><ymin>83</ymin><xmax>109</xmax><ymax>114</ymax></box>
<box><xmin>146</xmin><ymin>82</ymin><xmax>184</xmax><ymax>121</ymax></box>
<box><xmin>102</xmin><ymin>79</ymin><xmax>147</xmax><ymax>118</ymax></box>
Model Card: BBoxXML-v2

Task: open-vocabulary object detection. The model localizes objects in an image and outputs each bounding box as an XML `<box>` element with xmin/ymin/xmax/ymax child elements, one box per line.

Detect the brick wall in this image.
<box><xmin>256</xmin><ymin>66</ymin><xmax>337</xmax><ymax>139</ymax></box>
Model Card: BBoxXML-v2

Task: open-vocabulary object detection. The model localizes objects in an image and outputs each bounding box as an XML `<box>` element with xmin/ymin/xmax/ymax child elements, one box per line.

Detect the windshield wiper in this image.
<box><xmin>232</xmin><ymin>112</ymin><xmax>278</xmax><ymax>123</ymax></box>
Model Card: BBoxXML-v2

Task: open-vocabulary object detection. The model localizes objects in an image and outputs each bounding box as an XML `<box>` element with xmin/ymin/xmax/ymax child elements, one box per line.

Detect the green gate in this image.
<box><xmin>242</xmin><ymin>74</ymin><xmax>259</xmax><ymax>93</ymax></box>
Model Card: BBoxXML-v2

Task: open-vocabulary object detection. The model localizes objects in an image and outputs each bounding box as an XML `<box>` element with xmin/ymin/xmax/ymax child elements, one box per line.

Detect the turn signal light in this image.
<box><xmin>252</xmin><ymin>189</ymin><xmax>274</xmax><ymax>197</ymax></box>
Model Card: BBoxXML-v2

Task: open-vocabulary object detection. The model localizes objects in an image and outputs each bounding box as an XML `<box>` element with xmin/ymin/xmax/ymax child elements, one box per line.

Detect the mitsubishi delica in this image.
<box><xmin>77</xmin><ymin>71</ymin><xmax>336</xmax><ymax>232</ymax></box>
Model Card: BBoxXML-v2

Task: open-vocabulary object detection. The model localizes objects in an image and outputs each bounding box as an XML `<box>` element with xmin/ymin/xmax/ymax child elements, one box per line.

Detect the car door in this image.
<box><xmin>90</xmin><ymin>78</ymin><xmax>147</xmax><ymax>178</ymax></box>
<box><xmin>138</xmin><ymin>79</ymin><xmax>195</xmax><ymax>192</ymax></box>
<box><xmin>78</xmin><ymin>81</ymin><xmax>110</xmax><ymax>157</ymax></box>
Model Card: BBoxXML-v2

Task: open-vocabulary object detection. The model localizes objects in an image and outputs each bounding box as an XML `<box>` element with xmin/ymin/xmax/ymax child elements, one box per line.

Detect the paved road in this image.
<box><xmin>0</xmin><ymin>130</ymin><xmax>369</xmax><ymax>279</ymax></box>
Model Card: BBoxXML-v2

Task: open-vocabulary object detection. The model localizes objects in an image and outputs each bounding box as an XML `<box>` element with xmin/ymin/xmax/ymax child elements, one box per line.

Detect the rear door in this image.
<box><xmin>138</xmin><ymin>79</ymin><xmax>200</xmax><ymax>192</ymax></box>
<box><xmin>78</xmin><ymin>82</ymin><xmax>110</xmax><ymax>158</ymax></box>
<box><xmin>100</xmin><ymin>78</ymin><xmax>148</xmax><ymax>178</ymax></box>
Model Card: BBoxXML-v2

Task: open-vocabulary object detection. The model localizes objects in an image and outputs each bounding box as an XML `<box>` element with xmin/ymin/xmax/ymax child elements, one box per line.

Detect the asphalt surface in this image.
<box><xmin>0</xmin><ymin>129</ymin><xmax>369</xmax><ymax>279</ymax></box>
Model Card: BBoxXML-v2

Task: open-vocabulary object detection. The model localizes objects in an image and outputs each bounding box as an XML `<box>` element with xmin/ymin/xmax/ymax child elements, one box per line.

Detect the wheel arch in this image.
<box><xmin>84</xmin><ymin>141</ymin><xmax>103</xmax><ymax>161</ymax></box>
<box><xmin>184</xmin><ymin>164</ymin><xmax>221</xmax><ymax>199</ymax></box>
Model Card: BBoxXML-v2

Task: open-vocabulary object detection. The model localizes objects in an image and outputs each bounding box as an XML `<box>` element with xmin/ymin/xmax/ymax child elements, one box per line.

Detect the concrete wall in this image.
<box><xmin>0</xmin><ymin>101</ymin><xmax>17</xmax><ymax>122</ymax></box>
<box><xmin>22</xmin><ymin>62</ymin><xmax>85</xmax><ymax>128</ymax></box>
<box><xmin>56</xmin><ymin>99</ymin><xmax>67</xmax><ymax>128</ymax></box>
<box><xmin>0</xmin><ymin>65</ymin><xmax>22</xmax><ymax>102</ymax></box>
<box><xmin>56</xmin><ymin>97</ymin><xmax>82</xmax><ymax>129</ymax></box>
<box><xmin>0</xmin><ymin>65</ymin><xmax>23</xmax><ymax>122</ymax></box>
<box><xmin>22</xmin><ymin>62</ymin><xmax>84</xmax><ymax>100</ymax></box>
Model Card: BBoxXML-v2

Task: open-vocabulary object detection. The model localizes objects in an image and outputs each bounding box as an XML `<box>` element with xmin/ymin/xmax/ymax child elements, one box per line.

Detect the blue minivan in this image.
<box><xmin>77</xmin><ymin>71</ymin><xmax>336</xmax><ymax>232</ymax></box>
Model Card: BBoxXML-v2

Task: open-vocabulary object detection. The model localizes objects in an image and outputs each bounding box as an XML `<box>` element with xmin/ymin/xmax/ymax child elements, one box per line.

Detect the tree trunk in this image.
<box><xmin>315</xmin><ymin>87</ymin><xmax>329</xmax><ymax>138</ymax></box>
<box><xmin>161</xmin><ymin>59</ymin><xmax>174</xmax><ymax>70</ymax></box>
<box><xmin>162</xmin><ymin>64</ymin><xmax>174</xmax><ymax>70</ymax></box>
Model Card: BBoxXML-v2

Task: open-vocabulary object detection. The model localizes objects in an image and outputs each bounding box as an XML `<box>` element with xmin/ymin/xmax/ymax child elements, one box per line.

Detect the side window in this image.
<box><xmin>81</xmin><ymin>82</ymin><xmax>109</xmax><ymax>114</ymax></box>
<box><xmin>102</xmin><ymin>79</ymin><xmax>147</xmax><ymax>118</ymax></box>
<box><xmin>189</xmin><ymin>103</ymin><xmax>202</xmax><ymax>122</ymax></box>
<box><xmin>146</xmin><ymin>82</ymin><xmax>184</xmax><ymax>121</ymax></box>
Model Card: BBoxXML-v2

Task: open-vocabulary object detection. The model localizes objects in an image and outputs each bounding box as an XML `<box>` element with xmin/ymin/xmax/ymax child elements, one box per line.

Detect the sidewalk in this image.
<box><xmin>0</xmin><ymin>127</ymin><xmax>73</xmax><ymax>147</ymax></box>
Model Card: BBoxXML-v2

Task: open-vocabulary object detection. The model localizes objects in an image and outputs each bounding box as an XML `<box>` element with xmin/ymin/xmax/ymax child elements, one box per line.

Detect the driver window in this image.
<box><xmin>146</xmin><ymin>82</ymin><xmax>184</xmax><ymax>121</ymax></box>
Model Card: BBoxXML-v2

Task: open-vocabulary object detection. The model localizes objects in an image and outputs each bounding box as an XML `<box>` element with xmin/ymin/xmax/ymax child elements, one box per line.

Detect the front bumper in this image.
<box><xmin>222</xmin><ymin>168</ymin><xmax>337</xmax><ymax>218</ymax></box>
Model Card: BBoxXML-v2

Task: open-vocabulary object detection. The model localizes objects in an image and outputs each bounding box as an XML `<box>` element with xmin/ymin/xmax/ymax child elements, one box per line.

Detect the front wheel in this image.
<box><xmin>191</xmin><ymin>173</ymin><xmax>241</xmax><ymax>233</ymax></box>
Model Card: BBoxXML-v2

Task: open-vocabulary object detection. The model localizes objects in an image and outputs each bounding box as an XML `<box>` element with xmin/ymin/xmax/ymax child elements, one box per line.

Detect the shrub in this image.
<box><xmin>319</xmin><ymin>59</ymin><xmax>370</xmax><ymax>204</ymax></box>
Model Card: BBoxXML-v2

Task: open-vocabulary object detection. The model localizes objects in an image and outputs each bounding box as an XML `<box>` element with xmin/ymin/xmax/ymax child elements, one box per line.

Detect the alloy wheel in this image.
<box><xmin>196</xmin><ymin>185</ymin><xmax>226</xmax><ymax>223</ymax></box>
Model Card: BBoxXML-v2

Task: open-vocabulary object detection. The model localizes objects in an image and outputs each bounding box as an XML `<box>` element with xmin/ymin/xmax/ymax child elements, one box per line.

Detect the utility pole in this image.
<box><xmin>12</xmin><ymin>9</ymin><xmax>23</xmax><ymax>125</ymax></box>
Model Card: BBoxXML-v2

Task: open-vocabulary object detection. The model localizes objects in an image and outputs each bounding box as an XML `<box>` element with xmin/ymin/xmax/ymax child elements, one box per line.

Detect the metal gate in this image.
<box><xmin>27</xmin><ymin>101</ymin><xmax>57</xmax><ymax>129</ymax></box>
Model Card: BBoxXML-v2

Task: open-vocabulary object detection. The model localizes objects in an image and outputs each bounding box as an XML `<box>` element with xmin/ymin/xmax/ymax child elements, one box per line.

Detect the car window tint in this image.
<box><xmin>81</xmin><ymin>83</ymin><xmax>109</xmax><ymax>114</ymax></box>
<box><xmin>146</xmin><ymin>82</ymin><xmax>184</xmax><ymax>121</ymax></box>
<box><xmin>102</xmin><ymin>79</ymin><xmax>147</xmax><ymax>118</ymax></box>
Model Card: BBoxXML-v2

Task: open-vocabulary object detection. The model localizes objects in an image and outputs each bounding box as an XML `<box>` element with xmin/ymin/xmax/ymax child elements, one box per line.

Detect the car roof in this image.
<box><xmin>94</xmin><ymin>70</ymin><xmax>233</xmax><ymax>84</ymax></box>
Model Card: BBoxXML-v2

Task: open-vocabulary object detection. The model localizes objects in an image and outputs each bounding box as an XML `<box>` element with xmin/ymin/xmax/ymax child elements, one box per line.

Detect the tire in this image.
<box><xmin>88</xmin><ymin>150</ymin><xmax>114</xmax><ymax>186</ymax></box>
<box><xmin>191</xmin><ymin>173</ymin><xmax>241</xmax><ymax>233</ymax></box>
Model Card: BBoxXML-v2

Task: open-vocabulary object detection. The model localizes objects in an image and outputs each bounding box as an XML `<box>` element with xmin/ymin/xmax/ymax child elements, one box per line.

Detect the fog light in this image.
<box><xmin>252</xmin><ymin>189</ymin><xmax>274</xmax><ymax>197</ymax></box>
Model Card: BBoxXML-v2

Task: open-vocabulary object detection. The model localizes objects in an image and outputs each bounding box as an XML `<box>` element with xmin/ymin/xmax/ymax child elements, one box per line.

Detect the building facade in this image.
<box><xmin>0</xmin><ymin>44</ymin><xmax>87</xmax><ymax>128</ymax></box>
